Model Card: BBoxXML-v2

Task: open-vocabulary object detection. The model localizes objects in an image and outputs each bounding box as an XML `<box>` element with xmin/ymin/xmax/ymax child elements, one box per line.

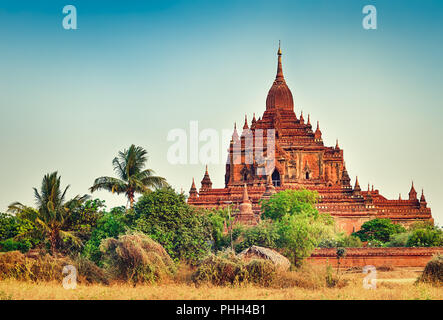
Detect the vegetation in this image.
<box><xmin>90</xmin><ymin>145</ymin><xmax>167</xmax><ymax>208</ymax></box>
<box><xmin>417</xmin><ymin>254</ymin><xmax>443</xmax><ymax>286</ymax></box>
<box><xmin>0</xmin><ymin>144</ymin><xmax>441</xmax><ymax>299</ymax></box>
<box><xmin>7</xmin><ymin>172</ymin><xmax>90</xmax><ymax>255</ymax></box>
<box><xmin>129</xmin><ymin>187</ymin><xmax>212</xmax><ymax>263</ymax></box>
<box><xmin>100</xmin><ymin>233</ymin><xmax>175</xmax><ymax>285</ymax></box>
<box><xmin>352</xmin><ymin>218</ymin><xmax>406</xmax><ymax>243</ymax></box>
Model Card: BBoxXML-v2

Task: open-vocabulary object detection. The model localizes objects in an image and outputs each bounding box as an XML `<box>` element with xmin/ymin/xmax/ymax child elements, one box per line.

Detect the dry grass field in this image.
<box><xmin>0</xmin><ymin>268</ymin><xmax>441</xmax><ymax>300</ymax></box>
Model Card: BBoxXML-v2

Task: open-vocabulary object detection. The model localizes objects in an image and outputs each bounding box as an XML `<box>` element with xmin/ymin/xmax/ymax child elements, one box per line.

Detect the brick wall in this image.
<box><xmin>307</xmin><ymin>247</ymin><xmax>442</xmax><ymax>268</ymax></box>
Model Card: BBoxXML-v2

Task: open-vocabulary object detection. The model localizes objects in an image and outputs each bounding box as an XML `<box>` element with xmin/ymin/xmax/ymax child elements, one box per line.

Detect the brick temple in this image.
<box><xmin>188</xmin><ymin>45</ymin><xmax>434</xmax><ymax>234</ymax></box>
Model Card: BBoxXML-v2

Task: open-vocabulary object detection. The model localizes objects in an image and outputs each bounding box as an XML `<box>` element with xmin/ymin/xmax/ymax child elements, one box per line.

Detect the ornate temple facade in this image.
<box><xmin>188</xmin><ymin>46</ymin><xmax>433</xmax><ymax>234</ymax></box>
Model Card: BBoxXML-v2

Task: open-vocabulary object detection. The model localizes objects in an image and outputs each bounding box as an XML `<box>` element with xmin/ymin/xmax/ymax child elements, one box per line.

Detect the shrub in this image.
<box><xmin>82</xmin><ymin>207</ymin><xmax>127</xmax><ymax>265</ymax></box>
<box><xmin>245</xmin><ymin>259</ymin><xmax>276</xmax><ymax>286</ymax></box>
<box><xmin>417</xmin><ymin>254</ymin><xmax>443</xmax><ymax>286</ymax></box>
<box><xmin>100</xmin><ymin>233</ymin><xmax>175</xmax><ymax>285</ymax></box>
<box><xmin>407</xmin><ymin>228</ymin><xmax>443</xmax><ymax>247</ymax></box>
<box><xmin>386</xmin><ymin>232</ymin><xmax>411</xmax><ymax>247</ymax></box>
<box><xmin>191</xmin><ymin>251</ymin><xmax>249</xmax><ymax>286</ymax></box>
<box><xmin>234</xmin><ymin>220</ymin><xmax>279</xmax><ymax>253</ymax></box>
<box><xmin>0</xmin><ymin>250</ymin><xmax>108</xmax><ymax>284</ymax></box>
<box><xmin>0</xmin><ymin>239</ymin><xmax>31</xmax><ymax>253</ymax></box>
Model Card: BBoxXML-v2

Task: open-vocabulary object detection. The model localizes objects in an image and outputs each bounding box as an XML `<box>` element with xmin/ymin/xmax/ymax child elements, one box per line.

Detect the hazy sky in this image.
<box><xmin>0</xmin><ymin>0</ymin><xmax>442</xmax><ymax>225</ymax></box>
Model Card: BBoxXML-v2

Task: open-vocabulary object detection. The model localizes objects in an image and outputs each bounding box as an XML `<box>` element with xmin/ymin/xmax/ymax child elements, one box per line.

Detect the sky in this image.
<box><xmin>0</xmin><ymin>0</ymin><xmax>442</xmax><ymax>225</ymax></box>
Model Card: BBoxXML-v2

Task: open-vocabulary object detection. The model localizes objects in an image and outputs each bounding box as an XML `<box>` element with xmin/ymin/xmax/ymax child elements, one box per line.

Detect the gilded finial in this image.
<box><xmin>278</xmin><ymin>40</ymin><xmax>282</xmax><ymax>56</ymax></box>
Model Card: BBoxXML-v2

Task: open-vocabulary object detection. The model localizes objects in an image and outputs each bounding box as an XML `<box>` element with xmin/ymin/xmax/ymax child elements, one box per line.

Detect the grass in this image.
<box><xmin>0</xmin><ymin>269</ymin><xmax>441</xmax><ymax>300</ymax></box>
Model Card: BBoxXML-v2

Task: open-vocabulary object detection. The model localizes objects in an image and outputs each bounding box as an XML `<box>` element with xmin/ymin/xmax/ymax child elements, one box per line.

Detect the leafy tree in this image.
<box><xmin>260</xmin><ymin>189</ymin><xmax>335</xmax><ymax>266</ymax></box>
<box><xmin>274</xmin><ymin>212</ymin><xmax>335</xmax><ymax>266</ymax></box>
<box><xmin>90</xmin><ymin>145</ymin><xmax>167</xmax><ymax>208</ymax></box>
<box><xmin>8</xmin><ymin>171</ymin><xmax>89</xmax><ymax>255</ymax></box>
<box><xmin>82</xmin><ymin>206</ymin><xmax>128</xmax><ymax>265</ymax></box>
<box><xmin>407</xmin><ymin>227</ymin><xmax>443</xmax><ymax>247</ymax></box>
<box><xmin>130</xmin><ymin>187</ymin><xmax>212</xmax><ymax>263</ymax></box>
<box><xmin>352</xmin><ymin>218</ymin><xmax>406</xmax><ymax>243</ymax></box>
<box><xmin>0</xmin><ymin>213</ymin><xmax>19</xmax><ymax>241</ymax></box>
<box><xmin>261</xmin><ymin>189</ymin><xmax>318</xmax><ymax>221</ymax></box>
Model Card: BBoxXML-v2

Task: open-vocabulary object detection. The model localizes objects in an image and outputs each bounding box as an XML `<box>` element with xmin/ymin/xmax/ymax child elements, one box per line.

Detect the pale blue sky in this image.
<box><xmin>0</xmin><ymin>0</ymin><xmax>442</xmax><ymax>224</ymax></box>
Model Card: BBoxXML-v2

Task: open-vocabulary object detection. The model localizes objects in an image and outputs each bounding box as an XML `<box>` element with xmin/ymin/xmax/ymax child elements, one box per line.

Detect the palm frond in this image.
<box><xmin>90</xmin><ymin>176</ymin><xmax>127</xmax><ymax>194</ymax></box>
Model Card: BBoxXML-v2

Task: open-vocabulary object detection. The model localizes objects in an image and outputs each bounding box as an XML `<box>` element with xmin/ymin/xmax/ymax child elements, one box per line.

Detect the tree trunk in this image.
<box><xmin>50</xmin><ymin>229</ymin><xmax>59</xmax><ymax>257</ymax></box>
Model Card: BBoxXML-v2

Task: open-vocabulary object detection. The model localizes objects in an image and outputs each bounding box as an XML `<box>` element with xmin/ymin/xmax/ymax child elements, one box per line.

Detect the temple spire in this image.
<box><xmin>243</xmin><ymin>114</ymin><xmax>249</xmax><ymax>130</ymax></box>
<box><xmin>409</xmin><ymin>180</ymin><xmax>417</xmax><ymax>200</ymax></box>
<box><xmin>276</xmin><ymin>41</ymin><xmax>284</xmax><ymax>81</ymax></box>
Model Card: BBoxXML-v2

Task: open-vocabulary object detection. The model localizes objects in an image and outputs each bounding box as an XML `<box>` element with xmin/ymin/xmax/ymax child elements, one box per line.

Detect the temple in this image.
<box><xmin>188</xmin><ymin>44</ymin><xmax>434</xmax><ymax>234</ymax></box>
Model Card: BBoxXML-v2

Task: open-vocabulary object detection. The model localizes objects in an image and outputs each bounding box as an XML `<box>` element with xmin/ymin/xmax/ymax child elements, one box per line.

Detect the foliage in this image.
<box><xmin>257</xmin><ymin>190</ymin><xmax>335</xmax><ymax>266</ymax></box>
<box><xmin>82</xmin><ymin>206</ymin><xmax>128</xmax><ymax>265</ymax></box>
<box><xmin>386</xmin><ymin>232</ymin><xmax>411</xmax><ymax>247</ymax></box>
<box><xmin>8</xmin><ymin>172</ymin><xmax>90</xmax><ymax>255</ymax></box>
<box><xmin>0</xmin><ymin>213</ymin><xmax>19</xmax><ymax>241</ymax></box>
<box><xmin>406</xmin><ymin>227</ymin><xmax>443</xmax><ymax>247</ymax></box>
<box><xmin>100</xmin><ymin>233</ymin><xmax>175</xmax><ymax>285</ymax></box>
<box><xmin>0</xmin><ymin>239</ymin><xmax>31</xmax><ymax>253</ymax></box>
<box><xmin>352</xmin><ymin>218</ymin><xmax>406</xmax><ymax>243</ymax></box>
<box><xmin>318</xmin><ymin>234</ymin><xmax>363</xmax><ymax>248</ymax></box>
<box><xmin>260</xmin><ymin>189</ymin><xmax>318</xmax><ymax>221</ymax></box>
<box><xmin>234</xmin><ymin>220</ymin><xmax>279</xmax><ymax>253</ymax></box>
<box><xmin>90</xmin><ymin>144</ymin><xmax>167</xmax><ymax>208</ymax></box>
<box><xmin>274</xmin><ymin>212</ymin><xmax>335</xmax><ymax>266</ymax></box>
<box><xmin>205</xmin><ymin>208</ymin><xmax>231</xmax><ymax>251</ymax></box>
<box><xmin>130</xmin><ymin>187</ymin><xmax>212</xmax><ymax>263</ymax></box>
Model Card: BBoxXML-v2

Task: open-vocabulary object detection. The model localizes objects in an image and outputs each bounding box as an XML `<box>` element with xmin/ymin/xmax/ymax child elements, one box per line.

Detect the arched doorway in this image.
<box><xmin>272</xmin><ymin>169</ymin><xmax>281</xmax><ymax>187</ymax></box>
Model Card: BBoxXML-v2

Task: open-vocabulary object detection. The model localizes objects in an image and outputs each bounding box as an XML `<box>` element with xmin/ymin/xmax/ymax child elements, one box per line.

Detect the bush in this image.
<box><xmin>191</xmin><ymin>251</ymin><xmax>249</xmax><ymax>286</ymax></box>
<box><xmin>0</xmin><ymin>250</ymin><xmax>108</xmax><ymax>284</ymax></box>
<box><xmin>386</xmin><ymin>232</ymin><xmax>411</xmax><ymax>247</ymax></box>
<box><xmin>0</xmin><ymin>239</ymin><xmax>31</xmax><ymax>253</ymax></box>
<box><xmin>234</xmin><ymin>220</ymin><xmax>279</xmax><ymax>253</ymax></box>
<box><xmin>245</xmin><ymin>259</ymin><xmax>276</xmax><ymax>286</ymax></box>
<box><xmin>417</xmin><ymin>254</ymin><xmax>443</xmax><ymax>286</ymax></box>
<box><xmin>407</xmin><ymin>228</ymin><xmax>443</xmax><ymax>247</ymax></box>
<box><xmin>100</xmin><ymin>233</ymin><xmax>175</xmax><ymax>285</ymax></box>
<box><xmin>82</xmin><ymin>207</ymin><xmax>127</xmax><ymax>265</ymax></box>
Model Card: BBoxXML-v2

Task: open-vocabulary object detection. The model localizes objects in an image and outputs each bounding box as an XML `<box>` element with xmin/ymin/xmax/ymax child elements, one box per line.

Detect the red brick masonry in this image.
<box><xmin>307</xmin><ymin>247</ymin><xmax>443</xmax><ymax>268</ymax></box>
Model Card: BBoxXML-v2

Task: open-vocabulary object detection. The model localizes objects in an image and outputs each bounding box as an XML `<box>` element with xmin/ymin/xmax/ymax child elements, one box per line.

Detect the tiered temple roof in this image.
<box><xmin>187</xmin><ymin>44</ymin><xmax>433</xmax><ymax>234</ymax></box>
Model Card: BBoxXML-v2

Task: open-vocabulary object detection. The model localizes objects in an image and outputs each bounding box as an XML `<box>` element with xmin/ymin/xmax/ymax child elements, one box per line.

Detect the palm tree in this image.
<box><xmin>90</xmin><ymin>144</ymin><xmax>167</xmax><ymax>208</ymax></box>
<box><xmin>8</xmin><ymin>171</ymin><xmax>89</xmax><ymax>255</ymax></box>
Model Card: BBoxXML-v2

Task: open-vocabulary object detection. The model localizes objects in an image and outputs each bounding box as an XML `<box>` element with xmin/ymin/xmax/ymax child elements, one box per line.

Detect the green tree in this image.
<box><xmin>129</xmin><ymin>187</ymin><xmax>212</xmax><ymax>263</ymax></box>
<box><xmin>90</xmin><ymin>144</ymin><xmax>167</xmax><ymax>208</ymax></box>
<box><xmin>260</xmin><ymin>189</ymin><xmax>335</xmax><ymax>266</ymax></box>
<box><xmin>407</xmin><ymin>227</ymin><xmax>443</xmax><ymax>247</ymax></box>
<box><xmin>8</xmin><ymin>171</ymin><xmax>89</xmax><ymax>255</ymax></box>
<box><xmin>261</xmin><ymin>189</ymin><xmax>318</xmax><ymax>221</ymax></box>
<box><xmin>82</xmin><ymin>206</ymin><xmax>128</xmax><ymax>265</ymax></box>
<box><xmin>0</xmin><ymin>212</ymin><xmax>19</xmax><ymax>241</ymax></box>
<box><xmin>352</xmin><ymin>218</ymin><xmax>406</xmax><ymax>243</ymax></box>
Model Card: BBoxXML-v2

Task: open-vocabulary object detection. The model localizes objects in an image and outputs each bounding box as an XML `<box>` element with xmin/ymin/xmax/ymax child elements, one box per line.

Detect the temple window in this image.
<box><xmin>305</xmin><ymin>172</ymin><xmax>310</xmax><ymax>180</ymax></box>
